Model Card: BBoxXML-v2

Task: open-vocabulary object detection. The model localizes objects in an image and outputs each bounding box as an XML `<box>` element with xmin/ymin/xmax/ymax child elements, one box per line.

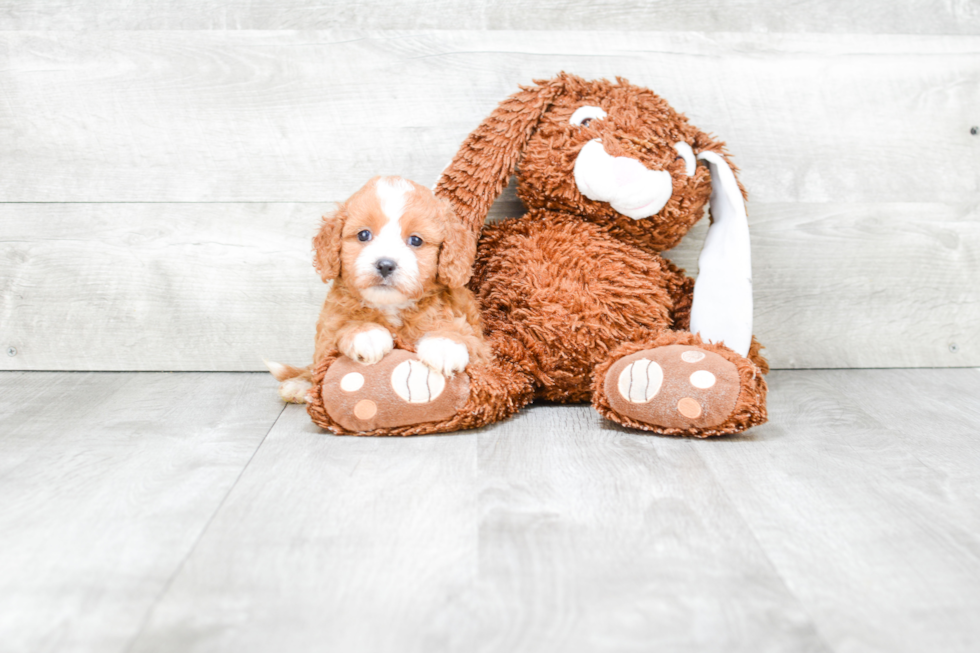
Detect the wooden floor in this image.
<box><xmin>2</xmin><ymin>368</ymin><xmax>979</xmax><ymax>653</ymax></box>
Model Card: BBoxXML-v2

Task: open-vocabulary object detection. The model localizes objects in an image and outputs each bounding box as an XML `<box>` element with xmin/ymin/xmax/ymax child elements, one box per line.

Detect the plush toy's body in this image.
<box><xmin>308</xmin><ymin>73</ymin><xmax>768</xmax><ymax>437</ymax></box>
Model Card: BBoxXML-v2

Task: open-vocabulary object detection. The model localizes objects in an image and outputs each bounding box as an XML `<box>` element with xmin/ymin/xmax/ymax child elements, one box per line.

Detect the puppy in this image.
<box><xmin>268</xmin><ymin>176</ymin><xmax>489</xmax><ymax>403</ymax></box>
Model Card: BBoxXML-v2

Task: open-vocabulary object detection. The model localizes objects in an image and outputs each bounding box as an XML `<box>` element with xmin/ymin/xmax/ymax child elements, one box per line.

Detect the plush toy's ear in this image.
<box><xmin>434</xmin><ymin>76</ymin><xmax>566</xmax><ymax>234</ymax></box>
<box><xmin>689</xmin><ymin>151</ymin><xmax>753</xmax><ymax>357</ymax></box>
<box><xmin>312</xmin><ymin>207</ymin><xmax>345</xmax><ymax>283</ymax></box>
<box><xmin>437</xmin><ymin>209</ymin><xmax>478</xmax><ymax>289</ymax></box>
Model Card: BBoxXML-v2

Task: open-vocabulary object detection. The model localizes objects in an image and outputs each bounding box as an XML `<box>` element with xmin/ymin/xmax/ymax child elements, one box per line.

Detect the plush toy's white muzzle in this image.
<box><xmin>573</xmin><ymin>139</ymin><xmax>672</xmax><ymax>220</ymax></box>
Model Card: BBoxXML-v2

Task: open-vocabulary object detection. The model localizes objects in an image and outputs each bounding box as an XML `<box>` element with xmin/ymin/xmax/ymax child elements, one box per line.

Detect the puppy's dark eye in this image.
<box><xmin>580</xmin><ymin>118</ymin><xmax>592</xmax><ymax>127</ymax></box>
<box><xmin>407</xmin><ymin>235</ymin><xmax>423</xmax><ymax>247</ymax></box>
<box><xmin>357</xmin><ymin>229</ymin><xmax>372</xmax><ymax>242</ymax></box>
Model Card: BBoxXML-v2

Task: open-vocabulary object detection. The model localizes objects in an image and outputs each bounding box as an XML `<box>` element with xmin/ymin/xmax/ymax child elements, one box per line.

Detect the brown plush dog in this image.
<box><xmin>306</xmin><ymin>73</ymin><xmax>768</xmax><ymax>437</ymax></box>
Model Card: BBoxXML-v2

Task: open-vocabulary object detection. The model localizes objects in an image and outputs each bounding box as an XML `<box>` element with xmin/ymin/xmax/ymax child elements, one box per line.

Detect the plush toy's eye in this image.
<box><xmin>407</xmin><ymin>235</ymin><xmax>423</xmax><ymax>247</ymax></box>
<box><xmin>570</xmin><ymin>106</ymin><xmax>607</xmax><ymax>127</ymax></box>
<box><xmin>357</xmin><ymin>229</ymin><xmax>372</xmax><ymax>242</ymax></box>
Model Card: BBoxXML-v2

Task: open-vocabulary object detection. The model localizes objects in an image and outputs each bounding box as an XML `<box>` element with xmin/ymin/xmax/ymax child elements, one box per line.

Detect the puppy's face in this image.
<box><xmin>314</xmin><ymin>176</ymin><xmax>473</xmax><ymax>305</ymax></box>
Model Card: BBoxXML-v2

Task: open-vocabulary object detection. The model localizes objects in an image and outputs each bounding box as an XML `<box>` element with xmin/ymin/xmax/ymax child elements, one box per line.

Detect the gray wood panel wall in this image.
<box><xmin>1</xmin><ymin>6</ymin><xmax>978</xmax><ymax>371</ymax></box>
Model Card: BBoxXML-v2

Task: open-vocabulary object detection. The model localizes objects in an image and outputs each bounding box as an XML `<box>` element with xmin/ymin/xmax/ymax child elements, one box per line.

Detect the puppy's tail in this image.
<box><xmin>263</xmin><ymin>359</ymin><xmax>313</xmax><ymax>404</ymax></box>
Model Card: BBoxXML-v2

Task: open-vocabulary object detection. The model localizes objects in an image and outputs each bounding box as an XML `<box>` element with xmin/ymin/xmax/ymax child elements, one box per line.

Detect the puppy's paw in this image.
<box><xmin>279</xmin><ymin>378</ymin><xmax>312</xmax><ymax>404</ymax></box>
<box><xmin>416</xmin><ymin>337</ymin><xmax>469</xmax><ymax>377</ymax></box>
<box><xmin>343</xmin><ymin>328</ymin><xmax>394</xmax><ymax>365</ymax></box>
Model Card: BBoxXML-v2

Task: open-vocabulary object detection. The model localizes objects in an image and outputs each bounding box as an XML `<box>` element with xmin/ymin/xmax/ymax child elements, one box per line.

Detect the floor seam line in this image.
<box><xmin>690</xmin><ymin>442</ymin><xmax>839</xmax><ymax>653</ymax></box>
<box><xmin>121</xmin><ymin>401</ymin><xmax>288</xmax><ymax>652</ymax></box>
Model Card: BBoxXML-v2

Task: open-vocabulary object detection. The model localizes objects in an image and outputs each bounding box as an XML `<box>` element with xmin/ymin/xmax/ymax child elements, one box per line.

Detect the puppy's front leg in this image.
<box><xmin>338</xmin><ymin>323</ymin><xmax>394</xmax><ymax>365</ymax></box>
<box><xmin>416</xmin><ymin>335</ymin><xmax>470</xmax><ymax>377</ymax></box>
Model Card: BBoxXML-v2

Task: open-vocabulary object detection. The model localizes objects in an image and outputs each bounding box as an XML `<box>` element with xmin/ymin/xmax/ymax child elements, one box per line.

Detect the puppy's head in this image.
<box><xmin>313</xmin><ymin>176</ymin><xmax>475</xmax><ymax>306</ymax></box>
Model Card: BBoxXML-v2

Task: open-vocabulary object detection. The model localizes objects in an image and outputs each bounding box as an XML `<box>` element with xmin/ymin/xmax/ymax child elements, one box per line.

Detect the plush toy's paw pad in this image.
<box><xmin>605</xmin><ymin>345</ymin><xmax>740</xmax><ymax>429</ymax></box>
<box><xmin>321</xmin><ymin>349</ymin><xmax>469</xmax><ymax>432</ymax></box>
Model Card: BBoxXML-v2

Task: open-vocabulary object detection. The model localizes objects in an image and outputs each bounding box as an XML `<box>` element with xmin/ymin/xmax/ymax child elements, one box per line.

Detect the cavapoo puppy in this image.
<box><xmin>268</xmin><ymin>175</ymin><xmax>489</xmax><ymax>404</ymax></box>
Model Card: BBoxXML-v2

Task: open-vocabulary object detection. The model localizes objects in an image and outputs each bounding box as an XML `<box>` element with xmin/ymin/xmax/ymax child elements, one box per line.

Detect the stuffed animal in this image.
<box><xmin>307</xmin><ymin>72</ymin><xmax>768</xmax><ymax>437</ymax></box>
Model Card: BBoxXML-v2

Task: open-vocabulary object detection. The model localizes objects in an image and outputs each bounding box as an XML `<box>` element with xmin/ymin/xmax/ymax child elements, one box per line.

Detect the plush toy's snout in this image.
<box><xmin>573</xmin><ymin>139</ymin><xmax>673</xmax><ymax>220</ymax></box>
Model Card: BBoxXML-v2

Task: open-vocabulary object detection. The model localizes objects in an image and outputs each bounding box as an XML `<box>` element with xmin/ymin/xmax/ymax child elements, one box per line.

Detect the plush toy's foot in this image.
<box><xmin>594</xmin><ymin>337</ymin><xmax>767</xmax><ymax>437</ymax></box>
<box><xmin>316</xmin><ymin>349</ymin><xmax>470</xmax><ymax>433</ymax></box>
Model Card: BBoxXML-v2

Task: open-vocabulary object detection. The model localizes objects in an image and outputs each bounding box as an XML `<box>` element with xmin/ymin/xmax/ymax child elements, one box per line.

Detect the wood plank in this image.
<box><xmin>4</xmin><ymin>368</ymin><xmax>980</xmax><ymax>650</ymax></box>
<box><xmin>0</xmin><ymin>31</ymin><xmax>977</xmax><ymax>204</ymax></box>
<box><xmin>0</xmin><ymin>371</ymin><xmax>283</xmax><ymax>653</ymax></box>
<box><xmin>126</xmin><ymin>403</ymin><xmax>828</xmax><ymax>653</ymax></box>
<box><xmin>0</xmin><ymin>202</ymin><xmax>330</xmax><ymax>371</ymax></box>
<box><xmin>713</xmin><ymin>202</ymin><xmax>979</xmax><ymax>369</ymax></box>
<box><xmin>1</xmin><ymin>0</ymin><xmax>977</xmax><ymax>34</ymax></box>
<box><xmin>458</xmin><ymin>405</ymin><xmax>829</xmax><ymax>652</ymax></box>
<box><xmin>696</xmin><ymin>367</ymin><xmax>980</xmax><ymax>653</ymax></box>
<box><xmin>127</xmin><ymin>403</ymin><xmax>480</xmax><ymax>653</ymax></box>
<box><xmin>3</xmin><ymin>201</ymin><xmax>976</xmax><ymax>371</ymax></box>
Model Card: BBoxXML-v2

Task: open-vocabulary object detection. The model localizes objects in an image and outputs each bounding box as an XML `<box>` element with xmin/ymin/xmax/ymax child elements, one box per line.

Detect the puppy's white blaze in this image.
<box><xmin>376</xmin><ymin>177</ymin><xmax>414</xmax><ymax>221</ymax></box>
<box><xmin>391</xmin><ymin>359</ymin><xmax>446</xmax><ymax>403</ymax></box>
<box><xmin>416</xmin><ymin>337</ymin><xmax>469</xmax><ymax>377</ymax></box>
<box><xmin>354</xmin><ymin>178</ymin><xmax>421</xmax><ymax>302</ymax></box>
<box><xmin>349</xmin><ymin>328</ymin><xmax>393</xmax><ymax>364</ymax></box>
<box><xmin>617</xmin><ymin>359</ymin><xmax>663</xmax><ymax>403</ymax></box>
<box><xmin>574</xmin><ymin>139</ymin><xmax>672</xmax><ymax>220</ymax></box>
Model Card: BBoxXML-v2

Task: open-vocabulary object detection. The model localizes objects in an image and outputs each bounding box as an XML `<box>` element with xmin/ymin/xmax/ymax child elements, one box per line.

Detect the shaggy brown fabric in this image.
<box><xmin>309</xmin><ymin>73</ymin><xmax>768</xmax><ymax>437</ymax></box>
<box><xmin>471</xmin><ymin>211</ymin><xmax>687</xmax><ymax>403</ymax></box>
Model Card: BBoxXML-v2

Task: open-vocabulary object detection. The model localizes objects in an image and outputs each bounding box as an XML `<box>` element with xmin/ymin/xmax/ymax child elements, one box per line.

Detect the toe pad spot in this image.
<box><xmin>617</xmin><ymin>359</ymin><xmax>664</xmax><ymax>403</ymax></box>
<box><xmin>689</xmin><ymin>370</ymin><xmax>716</xmax><ymax>389</ymax></box>
<box><xmin>391</xmin><ymin>359</ymin><xmax>446</xmax><ymax>403</ymax></box>
<box><xmin>354</xmin><ymin>399</ymin><xmax>377</xmax><ymax>420</ymax></box>
<box><xmin>340</xmin><ymin>372</ymin><xmax>365</xmax><ymax>392</ymax></box>
<box><xmin>677</xmin><ymin>397</ymin><xmax>702</xmax><ymax>418</ymax></box>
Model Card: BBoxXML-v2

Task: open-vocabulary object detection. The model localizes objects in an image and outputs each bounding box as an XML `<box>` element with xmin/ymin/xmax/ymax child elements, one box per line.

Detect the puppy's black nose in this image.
<box><xmin>375</xmin><ymin>258</ymin><xmax>397</xmax><ymax>278</ymax></box>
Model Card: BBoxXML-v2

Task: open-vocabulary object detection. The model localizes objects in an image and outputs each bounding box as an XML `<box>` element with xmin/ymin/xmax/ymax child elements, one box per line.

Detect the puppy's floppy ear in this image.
<box><xmin>312</xmin><ymin>207</ymin><xmax>345</xmax><ymax>283</ymax></box>
<box><xmin>437</xmin><ymin>201</ymin><xmax>478</xmax><ymax>289</ymax></box>
<box><xmin>434</xmin><ymin>74</ymin><xmax>568</xmax><ymax>234</ymax></box>
<box><xmin>689</xmin><ymin>149</ymin><xmax>753</xmax><ymax>357</ymax></box>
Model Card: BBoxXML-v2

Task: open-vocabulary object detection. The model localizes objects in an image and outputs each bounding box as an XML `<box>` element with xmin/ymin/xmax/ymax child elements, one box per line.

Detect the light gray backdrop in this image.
<box><xmin>1</xmin><ymin>2</ymin><xmax>978</xmax><ymax>371</ymax></box>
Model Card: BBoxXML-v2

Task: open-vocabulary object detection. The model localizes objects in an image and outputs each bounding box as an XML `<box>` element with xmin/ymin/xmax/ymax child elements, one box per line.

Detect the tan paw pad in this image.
<box><xmin>321</xmin><ymin>349</ymin><xmax>470</xmax><ymax>432</ymax></box>
<box><xmin>604</xmin><ymin>345</ymin><xmax>740</xmax><ymax>429</ymax></box>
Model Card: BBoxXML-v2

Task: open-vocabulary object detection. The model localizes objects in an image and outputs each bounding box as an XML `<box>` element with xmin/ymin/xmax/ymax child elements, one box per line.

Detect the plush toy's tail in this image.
<box><xmin>264</xmin><ymin>359</ymin><xmax>313</xmax><ymax>404</ymax></box>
